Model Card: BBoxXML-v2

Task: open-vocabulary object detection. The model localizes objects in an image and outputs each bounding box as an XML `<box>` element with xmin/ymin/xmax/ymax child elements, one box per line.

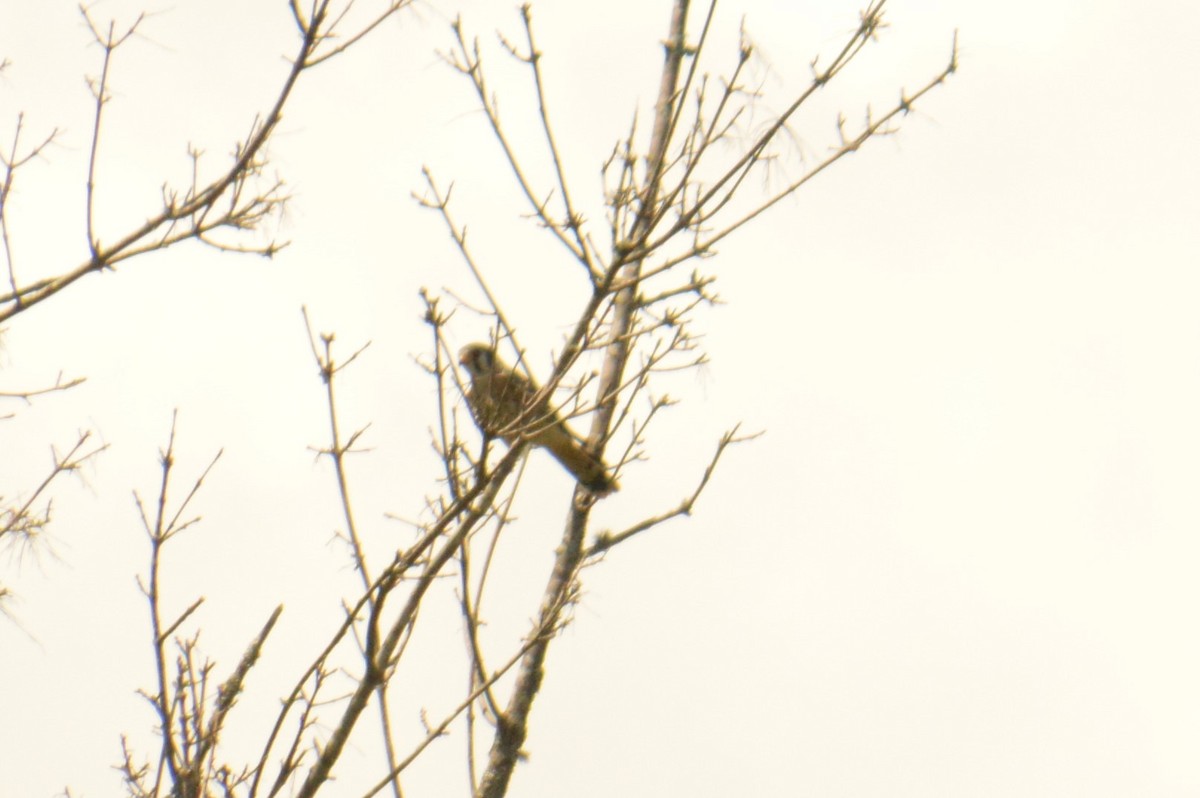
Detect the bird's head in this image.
<box><xmin>458</xmin><ymin>343</ymin><xmax>498</xmax><ymax>380</ymax></box>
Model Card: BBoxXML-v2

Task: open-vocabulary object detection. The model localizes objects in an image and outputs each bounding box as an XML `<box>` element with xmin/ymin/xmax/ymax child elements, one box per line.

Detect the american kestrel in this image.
<box><xmin>458</xmin><ymin>343</ymin><xmax>618</xmax><ymax>495</ymax></box>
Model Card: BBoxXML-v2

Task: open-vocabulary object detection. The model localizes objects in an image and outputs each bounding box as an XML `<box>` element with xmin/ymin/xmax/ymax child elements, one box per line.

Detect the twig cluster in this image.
<box><xmin>0</xmin><ymin>428</ymin><xmax>105</xmax><ymax>609</ymax></box>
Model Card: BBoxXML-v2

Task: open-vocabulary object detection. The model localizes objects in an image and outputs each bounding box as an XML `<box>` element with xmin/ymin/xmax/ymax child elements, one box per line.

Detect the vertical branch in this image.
<box><xmin>304</xmin><ymin>309</ymin><xmax>373</xmax><ymax>582</ymax></box>
<box><xmin>131</xmin><ymin>412</ymin><xmax>223</xmax><ymax>796</ymax></box>
<box><xmin>591</xmin><ymin>0</ymin><xmax>694</xmax><ymax>444</ymax></box>
<box><xmin>475</xmin><ymin>6</ymin><xmax>695</xmax><ymax>798</ymax></box>
<box><xmin>422</xmin><ymin>289</ymin><xmax>467</xmax><ymax>499</ymax></box>
<box><xmin>80</xmin><ymin>12</ymin><xmax>143</xmax><ymax>259</ymax></box>
<box><xmin>0</xmin><ymin>114</ymin><xmax>61</xmax><ymax>308</ymax></box>
<box><xmin>517</xmin><ymin>6</ymin><xmax>590</xmax><ymax>271</ymax></box>
<box><xmin>141</xmin><ymin>417</ymin><xmax>185</xmax><ymax>793</ymax></box>
<box><xmin>302</xmin><ymin>308</ymin><xmax>409</xmax><ymax>798</ymax></box>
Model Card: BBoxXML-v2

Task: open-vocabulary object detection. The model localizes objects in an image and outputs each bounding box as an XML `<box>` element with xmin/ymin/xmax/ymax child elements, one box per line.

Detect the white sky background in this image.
<box><xmin>2</xmin><ymin>0</ymin><xmax>1198</xmax><ymax>795</ymax></box>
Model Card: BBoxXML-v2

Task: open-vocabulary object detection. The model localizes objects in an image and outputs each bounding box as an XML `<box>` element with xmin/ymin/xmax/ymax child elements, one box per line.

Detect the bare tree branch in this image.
<box><xmin>590</xmin><ymin>425</ymin><xmax>758</xmax><ymax>556</ymax></box>
<box><xmin>0</xmin><ymin>430</ymin><xmax>106</xmax><ymax>553</ymax></box>
<box><xmin>0</xmin><ymin>0</ymin><xmax>417</xmax><ymax>323</ymax></box>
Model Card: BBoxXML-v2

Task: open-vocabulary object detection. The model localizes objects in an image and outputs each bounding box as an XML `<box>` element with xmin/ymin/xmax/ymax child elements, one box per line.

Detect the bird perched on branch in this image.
<box><xmin>458</xmin><ymin>343</ymin><xmax>618</xmax><ymax>495</ymax></box>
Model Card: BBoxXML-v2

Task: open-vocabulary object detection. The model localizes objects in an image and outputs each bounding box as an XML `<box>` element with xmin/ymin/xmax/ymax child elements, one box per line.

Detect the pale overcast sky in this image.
<box><xmin>2</xmin><ymin>1</ymin><xmax>1199</xmax><ymax>796</ymax></box>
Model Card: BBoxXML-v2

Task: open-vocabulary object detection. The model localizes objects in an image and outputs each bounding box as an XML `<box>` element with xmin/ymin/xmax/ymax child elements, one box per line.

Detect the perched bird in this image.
<box><xmin>458</xmin><ymin>343</ymin><xmax>618</xmax><ymax>494</ymax></box>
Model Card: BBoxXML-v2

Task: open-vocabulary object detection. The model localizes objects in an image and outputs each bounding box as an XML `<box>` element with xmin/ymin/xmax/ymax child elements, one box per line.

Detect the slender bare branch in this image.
<box><xmin>0</xmin><ymin>113</ymin><xmax>61</xmax><ymax>305</ymax></box>
<box><xmin>592</xmin><ymin>426</ymin><xmax>757</xmax><ymax>556</ymax></box>
<box><xmin>1</xmin><ymin>1</ymin><xmax>418</xmax><ymax>324</ymax></box>
<box><xmin>0</xmin><ymin>430</ymin><xmax>106</xmax><ymax>548</ymax></box>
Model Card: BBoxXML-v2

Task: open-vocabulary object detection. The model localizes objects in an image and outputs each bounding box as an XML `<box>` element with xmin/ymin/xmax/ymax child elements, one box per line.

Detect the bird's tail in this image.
<box><xmin>543</xmin><ymin>429</ymin><xmax>619</xmax><ymax>495</ymax></box>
